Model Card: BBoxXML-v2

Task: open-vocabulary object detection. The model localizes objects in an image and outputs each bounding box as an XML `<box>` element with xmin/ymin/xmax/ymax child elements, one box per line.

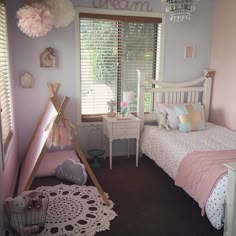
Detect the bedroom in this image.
<box><xmin>0</xmin><ymin>0</ymin><xmax>235</xmax><ymax>235</ymax></box>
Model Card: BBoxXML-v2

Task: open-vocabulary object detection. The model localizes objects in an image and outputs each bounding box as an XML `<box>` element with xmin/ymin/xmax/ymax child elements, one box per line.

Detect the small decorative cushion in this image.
<box><xmin>174</xmin><ymin>102</ymin><xmax>205</xmax><ymax>132</ymax></box>
<box><xmin>55</xmin><ymin>159</ymin><xmax>87</xmax><ymax>185</ymax></box>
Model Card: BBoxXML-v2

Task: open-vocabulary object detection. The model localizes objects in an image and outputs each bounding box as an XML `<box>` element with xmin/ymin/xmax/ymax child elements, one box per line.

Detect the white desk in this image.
<box><xmin>102</xmin><ymin>114</ymin><xmax>141</xmax><ymax>169</ymax></box>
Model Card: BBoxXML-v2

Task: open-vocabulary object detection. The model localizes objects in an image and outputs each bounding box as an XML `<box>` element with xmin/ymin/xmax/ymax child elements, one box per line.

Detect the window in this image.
<box><xmin>77</xmin><ymin>10</ymin><xmax>164</xmax><ymax>123</ymax></box>
<box><xmin>0</xmin><ymin>1</ymin><xmax>13</xmax><ymax>159</ymax></box>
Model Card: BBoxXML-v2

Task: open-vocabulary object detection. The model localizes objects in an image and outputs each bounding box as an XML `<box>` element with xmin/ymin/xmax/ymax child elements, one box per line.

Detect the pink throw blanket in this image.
<box><xmin>175</xmin><ymin>149</ymin><xmax>236</xmax><ymax>215</ymax></box>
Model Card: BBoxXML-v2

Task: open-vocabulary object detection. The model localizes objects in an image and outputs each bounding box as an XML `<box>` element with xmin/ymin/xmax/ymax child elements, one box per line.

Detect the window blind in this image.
<box><xmin>0</xmin><ymin>1</ymin><xmax>13</xmax><ymax>155</ymax></box>
<box><xmin>79</xmin><ymin>13</ymin><xmax>162</xmax><ymax>122</ymax></box>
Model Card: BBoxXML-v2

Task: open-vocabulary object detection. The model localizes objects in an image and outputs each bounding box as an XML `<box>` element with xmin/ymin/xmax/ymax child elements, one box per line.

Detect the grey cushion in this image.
<box><xmin>55</xmin><ymin>159</ymin><xmax>87</xmax><ymax>185</ymax></box>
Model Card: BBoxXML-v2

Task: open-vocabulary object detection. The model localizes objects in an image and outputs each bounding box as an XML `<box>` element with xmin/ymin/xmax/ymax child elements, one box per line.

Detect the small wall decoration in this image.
<box><xmin>184</xmin><ymin>45</ymin><xmax>194</xmax><ymax>59</ymax></box>
<box><xmin>93</xmin><ymin>0</ymin><xmax>152</xmax><ymax>12</ymax></box>
<box><xmin>40</xmin><ymin>47</ymin><xmax>56</xmax><ymax>68</ymax></box>
<box><xmin>20</xmin><ymin>72</ymin><xmax>33</xmax><ymax>88</ymax></box>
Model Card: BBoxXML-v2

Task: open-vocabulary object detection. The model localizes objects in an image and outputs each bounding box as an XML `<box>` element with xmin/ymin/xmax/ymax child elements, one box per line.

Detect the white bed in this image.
<box><xmin>141</xmin><ymin>123</ymin><xmax>236</xmax><ymax>229</ymax></box>
<box><xmin>137</xmin><ymin>69</ymin><xmax>236</xmax><ymax>235</ymax></box>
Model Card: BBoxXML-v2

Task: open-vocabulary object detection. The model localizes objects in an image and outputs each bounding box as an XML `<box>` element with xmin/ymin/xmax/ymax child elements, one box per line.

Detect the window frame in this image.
<box><xmin>75</xmin><ymin>7</ymin><xmax>166</xmax><ymax>125</ymax></box>
<box><xmin>0</xmin><ymin>0</ymin><xmax>14</xmax><ymax>164</ymax></box>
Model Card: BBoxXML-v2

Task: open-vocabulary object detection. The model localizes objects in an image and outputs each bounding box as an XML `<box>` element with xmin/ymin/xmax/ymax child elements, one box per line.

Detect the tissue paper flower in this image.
<box><xmin>16</xmin><ymin>3</ymin><xmax>54</xmax><ymax>38</ymax></box>
<box><xmin>120</xmin><ymin>101</ymin><xmax>128</xmax><ymax>108</ymax></box>
<box><xmin>44</xmin><ymin>0</ymin><xmax>75</xmax><ymax>28</ymax></box>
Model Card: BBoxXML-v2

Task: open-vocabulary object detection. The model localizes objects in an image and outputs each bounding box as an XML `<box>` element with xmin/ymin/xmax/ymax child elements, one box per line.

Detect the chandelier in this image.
<box><xmin>162</xmin><ymin>0</ymin><xmax>199</xmax><ymax>22</ymax></box>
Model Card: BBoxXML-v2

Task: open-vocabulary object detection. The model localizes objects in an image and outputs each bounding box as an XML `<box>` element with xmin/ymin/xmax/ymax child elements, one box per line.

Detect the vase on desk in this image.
<box><xmin>120</xmin><ymin>101</ymin><xmax>128</xmax><ymax>117</ymax></box>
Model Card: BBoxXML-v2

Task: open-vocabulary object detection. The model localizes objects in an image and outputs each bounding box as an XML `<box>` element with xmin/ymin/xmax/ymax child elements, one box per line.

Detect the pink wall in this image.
<box><xmin>2</xmin><ymin>139</ymin><xmax>19</xmax><ymax>198</ymax></box>
<box><xmin>2</xmin><ymin>1</ymin><xmax>20</xmax><ymax>199</ymax></box>
<box><xmin>0</xmin><ymin>139</ymin><xmax>18</xmax><ymax>234</ymax></box>
<box><xmin>0</xmin><ymin>2</ymin><xmax>21</xmax><ymax>232</ymax></box>
<box><xmin>210</xmin><ymin>0</ymin><xmax>236</xmax><ymax>130</ymax></box>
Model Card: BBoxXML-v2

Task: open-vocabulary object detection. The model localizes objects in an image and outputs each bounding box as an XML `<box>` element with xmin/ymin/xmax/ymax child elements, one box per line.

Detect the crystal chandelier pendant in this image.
<box><xmin>162</xmin><ymin>0</ymin><xmax>199</xmax><ymax>22</ymax></box>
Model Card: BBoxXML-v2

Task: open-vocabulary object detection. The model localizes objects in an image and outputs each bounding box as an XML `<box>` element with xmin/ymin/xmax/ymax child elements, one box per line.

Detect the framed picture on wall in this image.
<box><xmin>184</xmin><ymin>45</ymin><xmax>194</xmax><ymax>59</ymax></box>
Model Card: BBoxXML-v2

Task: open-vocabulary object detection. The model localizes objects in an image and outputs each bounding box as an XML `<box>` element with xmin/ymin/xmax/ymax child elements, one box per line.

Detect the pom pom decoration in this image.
<box><xmin>44</xmin><ymin>0</ymin><xmax>75</xmax><ymax>28</ymax></box>
<box><xmin>16</xmin><ymin>3</ymin><xmax>54</xmax><ymax>38</ymax></box>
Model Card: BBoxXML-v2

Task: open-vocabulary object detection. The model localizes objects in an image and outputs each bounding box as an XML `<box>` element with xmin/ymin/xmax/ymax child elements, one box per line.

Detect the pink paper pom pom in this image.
<box><xmin>16</xmin><ymin>3</ymin><xmax>54</xmax><ymax>38</ymax></box>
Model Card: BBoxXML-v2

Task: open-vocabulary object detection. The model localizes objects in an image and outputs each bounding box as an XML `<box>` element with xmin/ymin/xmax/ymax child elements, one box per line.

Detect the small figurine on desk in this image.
<box><xmin>107</xmin><ymin>99</ymin><xmax>116</xmax><ymax>117</ymax></box>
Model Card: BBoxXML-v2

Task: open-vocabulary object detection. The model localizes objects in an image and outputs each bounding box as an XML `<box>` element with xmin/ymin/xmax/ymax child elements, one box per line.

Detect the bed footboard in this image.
<box><xmin>224</xmin><ymin>162</ymin><xmax>236</xmax><ymax>236</ymax></box>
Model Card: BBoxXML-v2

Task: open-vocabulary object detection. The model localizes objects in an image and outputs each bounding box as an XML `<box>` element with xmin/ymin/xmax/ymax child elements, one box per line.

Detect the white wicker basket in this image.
<box><xmin>4</xmin><ymin>191</ymin><xmax>48</xmax><ymax>236</ymax></box>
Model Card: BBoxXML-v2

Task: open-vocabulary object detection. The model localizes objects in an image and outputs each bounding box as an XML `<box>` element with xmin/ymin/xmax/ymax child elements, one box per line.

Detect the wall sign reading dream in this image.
<box><xmin>93</xmin><ymin>0</ymin><xmax>152</xmax><ymax>12</ymax></box>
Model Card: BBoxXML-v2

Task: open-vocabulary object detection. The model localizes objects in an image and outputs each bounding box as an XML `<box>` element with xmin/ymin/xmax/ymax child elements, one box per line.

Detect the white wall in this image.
<box><xmin>10</xmin><ymin>0</ymin><xmax>215</xmax><ymax>158</ymax></box>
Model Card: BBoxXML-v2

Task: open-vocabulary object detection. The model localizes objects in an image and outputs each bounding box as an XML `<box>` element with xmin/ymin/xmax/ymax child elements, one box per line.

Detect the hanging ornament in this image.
<box><xmin>44</xmin><ymin>0</ymin><xmax>75</xmax><ymax>28</ymax></box>
<box><xmin>16</xmin><ymin>3</ymin><xmax>54</xmax><ymax>38</ymax></box>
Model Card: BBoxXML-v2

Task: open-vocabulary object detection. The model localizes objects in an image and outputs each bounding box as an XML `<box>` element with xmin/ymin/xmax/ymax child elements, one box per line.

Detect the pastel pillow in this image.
<box><xmin>55</xmin><ymin>159</ymin><xmax>87</xmax><ymax>185</ymax></box>
<box><xmin>157</xmin><ymin>104</ymin><xmax>179</xmax><ymax>129</ymax></box>
<box><xmin>36</xmin><ymin>150</ymin><xmax>80</xmax><ymax>177</ymax></box>
<box><xmin>174</xmin><ymin>103</ymin><xmax>205</xmax><ymax>133</ymax></box>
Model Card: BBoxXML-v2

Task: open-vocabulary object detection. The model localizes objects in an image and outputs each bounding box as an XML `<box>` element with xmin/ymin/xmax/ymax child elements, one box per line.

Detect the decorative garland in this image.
<box><xmin>93</xmin><ymin>0</ymin><xmax>152</xmax><ymax>12</ymax></box>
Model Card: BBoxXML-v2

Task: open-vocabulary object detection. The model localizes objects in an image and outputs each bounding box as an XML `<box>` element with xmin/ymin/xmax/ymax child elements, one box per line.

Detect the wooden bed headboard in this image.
<box><xmin>137</xmin><ymin>69</ymin><xmax>216</xmax><ymax>127</ymax></box>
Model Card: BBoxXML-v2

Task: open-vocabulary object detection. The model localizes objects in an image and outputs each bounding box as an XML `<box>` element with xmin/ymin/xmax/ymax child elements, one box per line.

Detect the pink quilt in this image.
<box><xmin>175</xmin><ymin>149</ymin><xmax>236</xmax><ymax>215</ymax></box>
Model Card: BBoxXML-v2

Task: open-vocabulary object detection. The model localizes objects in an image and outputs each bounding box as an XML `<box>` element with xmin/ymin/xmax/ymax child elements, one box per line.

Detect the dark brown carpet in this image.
<box><xmin>31</xmin><ymin>156</ymin><xmax>224</xmax><ymax>236</ymax></box>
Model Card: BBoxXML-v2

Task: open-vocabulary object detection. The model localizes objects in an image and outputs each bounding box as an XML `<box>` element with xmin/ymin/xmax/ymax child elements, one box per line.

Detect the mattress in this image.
<box><xmin>140</xmin><ymin>122</ymin><xmax>236</xmax><ymax>229</ymax></box>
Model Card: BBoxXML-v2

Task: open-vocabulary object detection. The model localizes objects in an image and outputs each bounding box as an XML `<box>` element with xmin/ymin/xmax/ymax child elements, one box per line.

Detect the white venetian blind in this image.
<box><xmin>0</xmin><ymin>1</ymin><xmax>13</xmax><ymax>154</ymax></box>
<box><xmin>79</xmin><ymin>13</ymin><xmax>162</xmax><ymax>122</ymax></box>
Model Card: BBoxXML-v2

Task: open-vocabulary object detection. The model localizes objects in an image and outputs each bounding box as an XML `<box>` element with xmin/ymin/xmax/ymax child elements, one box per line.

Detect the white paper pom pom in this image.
<box><xmin>16</xmin><ymin>3</ymin><xmax>54</xmax><ymax>38</ymax></box>
<box><xmin>44</xmin><ymin>0</ymin><xmax>75</xmax><ymax>28</ymax></box>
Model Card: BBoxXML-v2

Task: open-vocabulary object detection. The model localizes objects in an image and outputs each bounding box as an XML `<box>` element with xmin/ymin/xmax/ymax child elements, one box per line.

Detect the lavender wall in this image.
<box><xmin>0</xmin><ymin>1</ymin><xmax>216</xmax><ymax>231</ymax></box>
<box><xmin>9</xmin><ymin>0</ymin><xmax>215</xmax><ymax>159</ymax></box>
<box><xmin>0</xmin><ymin>2</ymin><xmax>21</xmax><ymax>233</ymax></box>
<box><xmin>209</xmin><ymin>0</ymin><xmax>236</xmax><ymax>130</ymax></box>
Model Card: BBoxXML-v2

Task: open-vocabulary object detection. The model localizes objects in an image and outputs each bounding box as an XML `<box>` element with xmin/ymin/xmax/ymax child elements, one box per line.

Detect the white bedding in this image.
<box><xmin>140</xmin><ymin>122</ymin><xmax>236</xmax><ymax>229</ymax></box>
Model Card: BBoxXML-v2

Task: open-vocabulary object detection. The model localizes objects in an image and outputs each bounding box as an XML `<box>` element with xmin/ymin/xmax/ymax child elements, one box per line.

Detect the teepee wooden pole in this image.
<box><xmin>50</xmin><ymin>95</ymin><xmax>110</xmax><ymax>206</ymax></box>
<box><xmin>47</xmin><ymin>83</ymin><xmax>59</xmax><ymax>97</ymax></box>
<box><xmin>72</xmin><ymin>138</ymin><xmax>110</xmax><ymax>206</ymax></box>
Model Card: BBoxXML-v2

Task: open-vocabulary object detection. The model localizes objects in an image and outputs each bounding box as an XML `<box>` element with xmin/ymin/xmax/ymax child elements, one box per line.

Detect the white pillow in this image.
<box><xmin>165</xmin><ymin>106</ymin><xmax>179</xmax><ymax>129</ymax></box>
<box><xmin>157</xmin><ymin>103</ymin><xmax>206</xmax><ymax>130</ymax></box>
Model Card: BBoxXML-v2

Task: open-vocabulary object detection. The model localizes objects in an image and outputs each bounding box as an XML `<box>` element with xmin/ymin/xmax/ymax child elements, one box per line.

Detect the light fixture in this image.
<box><xmin>161</xmin><ymin>0</ymin><xmax>199</xmax><ymax>22</ymax></box>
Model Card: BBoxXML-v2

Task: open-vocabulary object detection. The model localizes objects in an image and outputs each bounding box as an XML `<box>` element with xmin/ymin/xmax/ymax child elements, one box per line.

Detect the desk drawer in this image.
<box><xmin>112</xmin><ymin>128</ymin><xmax>138</xmax><ymax>137</ymax></box>
<box><xmin>113</xmin><ymin>122</ymin><xmax>138</xmax><ymax>129</ymax></box>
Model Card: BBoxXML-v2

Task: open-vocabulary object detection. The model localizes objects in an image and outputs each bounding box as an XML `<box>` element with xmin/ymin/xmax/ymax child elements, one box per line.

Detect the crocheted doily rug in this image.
<box><xmin>36</xmin><ymin>184</ymin><xmax>117</xmax><ymax>236</ymax></box>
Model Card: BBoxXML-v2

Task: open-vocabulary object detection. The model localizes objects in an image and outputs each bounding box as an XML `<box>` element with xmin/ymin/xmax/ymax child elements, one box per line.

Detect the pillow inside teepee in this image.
<box><xmin>55</xmin><ymin>159</ymin><xmax>87</xmax><ymax>185</ymax></box>
<box><xmin>36</xmin><ymin>150</ymin><xmax>80</xmax><ymax>177</ymax></box>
